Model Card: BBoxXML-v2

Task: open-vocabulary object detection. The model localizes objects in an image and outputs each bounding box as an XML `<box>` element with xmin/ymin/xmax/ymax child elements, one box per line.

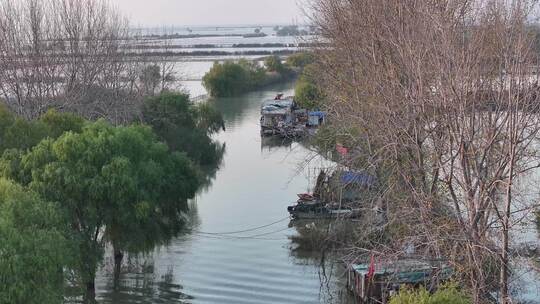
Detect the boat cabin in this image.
<box><xmin>347</xmin><ymin>258</ymin><xmax>452</xmax><ymax>303</ymax></box>
<box><xmin>314</xmin><ymin>170</ymin><xmax>377</xmax><ymax>203</ymax></box>
<box><xmin>260</xmin><ymin>95</ymin><xmax>296</xmax><ymax>132</ymax></box>
<box><xmin>308</xmin><ymin>111</ymin><xmax>326</xmax><ymax>126</ymax></box>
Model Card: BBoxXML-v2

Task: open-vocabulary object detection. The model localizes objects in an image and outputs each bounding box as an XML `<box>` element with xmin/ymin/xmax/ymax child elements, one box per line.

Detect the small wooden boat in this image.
<box><xmin>287</xmin><ymin>201</ymin><xmax>360</xmax><ymax>220</ymax></box>
<box><xmin>297</xmin><ymin>193</ymin><xmax>315</xmax><ymax>201</ymax></box>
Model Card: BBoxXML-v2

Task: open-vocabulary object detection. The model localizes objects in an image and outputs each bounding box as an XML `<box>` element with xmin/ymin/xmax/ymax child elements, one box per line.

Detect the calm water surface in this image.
<box><xmin>94</xmin><ymin>82</ymin><xmax>353</xmax><ymax>304</ymax></box>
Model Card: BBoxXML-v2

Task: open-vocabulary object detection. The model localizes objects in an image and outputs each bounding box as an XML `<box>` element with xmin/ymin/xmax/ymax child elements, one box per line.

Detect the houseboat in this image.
<box><xmin>260</xmin><ymin>94</ymin><xmax>326</xmax><ymax>137</ymax></box>
<box><xmin>260</xmin><ymin>94</ymin><xmax>300</xmax><ymax>136</ymax></box>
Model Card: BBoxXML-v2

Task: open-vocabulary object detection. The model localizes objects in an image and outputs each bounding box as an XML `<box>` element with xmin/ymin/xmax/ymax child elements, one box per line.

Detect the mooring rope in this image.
<box><xmin>194</xmin><ymin>216</ymin><xmax>291</xmax><ymax>235</ymax></box>
<box><xmin>194</xmin><ymin>226</ymin><xmax>293</xmax><ymax>240</ymax></box>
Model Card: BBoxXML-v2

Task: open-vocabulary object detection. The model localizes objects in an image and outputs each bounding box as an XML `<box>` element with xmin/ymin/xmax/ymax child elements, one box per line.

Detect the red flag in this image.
<box><xmin>367</xmin><ymin>254</ymin><xmax>375</xmax><ymax>281</ymax></box>
<box><xmin>336</xmin><ymin>143</ymin><xmax>348</xmax><ymax>157</ymax></box>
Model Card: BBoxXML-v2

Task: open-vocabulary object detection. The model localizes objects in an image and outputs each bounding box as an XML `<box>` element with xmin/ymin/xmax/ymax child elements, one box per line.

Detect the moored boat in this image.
<box><xmin>287</xmin><ymin>199</ymin><xmax>360</xmax><ymax>220</ymax></box>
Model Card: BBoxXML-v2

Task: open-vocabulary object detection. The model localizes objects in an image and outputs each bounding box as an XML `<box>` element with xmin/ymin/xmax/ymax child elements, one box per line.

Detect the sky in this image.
<box><xmin>111</xmin><ymin>0</ymin><xmax>306</xmax><ymax>27</ymax></box>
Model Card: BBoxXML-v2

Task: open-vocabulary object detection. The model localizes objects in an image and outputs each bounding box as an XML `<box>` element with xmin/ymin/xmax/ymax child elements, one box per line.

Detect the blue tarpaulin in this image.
<box><xmin>340</xmin><ymin>171</ymin><xmax>376</xmax><ymax>187</ymax></box>
<box><xmin>308</xmin><ymin>111</ymin><xmax>326</xmax><ymax>118</ymax></box>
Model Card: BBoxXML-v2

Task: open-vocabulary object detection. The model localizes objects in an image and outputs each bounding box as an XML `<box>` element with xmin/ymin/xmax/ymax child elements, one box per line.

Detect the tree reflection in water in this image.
<box><xmin>288</xmin><ymin>219</ymin><xmax>357</xmax><ymax>304</ymax></box>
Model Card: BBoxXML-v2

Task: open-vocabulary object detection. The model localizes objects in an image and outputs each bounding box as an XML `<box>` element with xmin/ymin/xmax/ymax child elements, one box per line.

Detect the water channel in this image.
<box><xmin>93</xmin><ymin>82</ymin><xmax>354</xmax><ymax>304</ymax></box>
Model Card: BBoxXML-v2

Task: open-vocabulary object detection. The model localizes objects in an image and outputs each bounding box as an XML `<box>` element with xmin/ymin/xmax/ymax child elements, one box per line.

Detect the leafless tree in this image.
<box><xmin>308</xmin><ymin>0</ymin><xmax>540</xmax><ymax>302</ymax></box>
<box><xmin>0</xmin><ymin>0</ymin><xmax>179</xmax><ymax>123</ymax></box>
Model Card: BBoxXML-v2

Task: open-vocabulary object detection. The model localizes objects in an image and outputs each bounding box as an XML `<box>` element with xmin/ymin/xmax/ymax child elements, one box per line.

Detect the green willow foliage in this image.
<box><xmin>285</xmin><ymin>52</ymin><xmax>315</xmax><ymax>69</ymax></box>
<box><xmin>0</xmin><ymin>105</ymin><xmax>84</xmax><ymax>154</ymax></box>
<box><xmin>142</xmin><ymin>92</ymin><xmax>225</xmax><ymax>167</ymax></box>
<box><xmin>0</xmin><ymin>99</ymin><xmax>224</xmax><ymax>301</ymax></box>
<box><xmin>0</xmin><ymin>179</ymin><xmax>67</xmax><ymax>304</ymax></box>
<box><xmin>389</xmin><ymin>284</ymin><xmax>471</xmax><ymax>304</ymax></box>
<box><xmin>9</xmin><ymin>121</ymin><xmax>201</xmax><ymax>297</ymax></box>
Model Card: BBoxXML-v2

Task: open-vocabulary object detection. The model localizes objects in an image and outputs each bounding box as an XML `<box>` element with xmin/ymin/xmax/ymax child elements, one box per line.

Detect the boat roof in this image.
<box><xmin>351</xmin><ymin>259</ymin><xmax>452</xmax><ymax>283</ymax></box>
<box><xmin>261</xmin><ymin>97</ymin><xmax>295</xmax><ymax>115</ymax></box>
<box><xmin>340</xmin><ymin>171</ymin><xmax>377</xmax><ymax>187</ymax></box>
<box><xmin>309</xmin><ymin>111</ymin><xmax>326</xmax><ymax>118</ymax></box>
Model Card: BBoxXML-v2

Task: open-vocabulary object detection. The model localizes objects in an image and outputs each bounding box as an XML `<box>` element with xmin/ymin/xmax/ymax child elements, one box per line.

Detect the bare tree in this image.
<box><xmin>309</xmin><ymin>0</ymin><xmax>540</xmax><ymax>302</ymax></box>
<box><xmin>0</xmin><ymin>0</ymin><xmax>151</xmax><ymax>123</ymax></box>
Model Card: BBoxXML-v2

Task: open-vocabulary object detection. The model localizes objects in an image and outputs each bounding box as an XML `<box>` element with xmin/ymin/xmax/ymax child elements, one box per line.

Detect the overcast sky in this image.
<box><xmin>111</xmin><ymin>0</ymin><xmax>306</xmax><ymax>27</ymax></box>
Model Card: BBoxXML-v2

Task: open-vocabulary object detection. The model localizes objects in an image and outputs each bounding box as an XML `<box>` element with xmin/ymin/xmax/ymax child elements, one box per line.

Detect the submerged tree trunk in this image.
<box><xmin>84</xmin><ymin>279</ymin><xmax>96</xmax><ymax>304</ymax></box>
<box><xmin>113</xmin><ymin>242</ymin><xmax>124</xmax><ymax>288</ymax></box>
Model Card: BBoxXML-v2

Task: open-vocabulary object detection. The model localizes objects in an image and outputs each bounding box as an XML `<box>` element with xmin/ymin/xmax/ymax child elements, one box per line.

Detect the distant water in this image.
<box><xmin>128</xmin><ymin>25</ymin><xmax>316</xmax><ymax>60</ymax></box>
<box><xmin>132</xmin><ymin>25</ymin><xmax>312</xmax><ymax>38</ymax></box>
<box><xmin>94</xmin><ymin>82</ymin><xmax>355</xmax><ymax>304</ymax></box>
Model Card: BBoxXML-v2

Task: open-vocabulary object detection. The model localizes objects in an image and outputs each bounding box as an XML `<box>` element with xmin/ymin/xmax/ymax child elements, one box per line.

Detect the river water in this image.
<box><xmin>93</xmin><ymin>82</ymin><xmax>354</xmax><ymax>304</ymax></box>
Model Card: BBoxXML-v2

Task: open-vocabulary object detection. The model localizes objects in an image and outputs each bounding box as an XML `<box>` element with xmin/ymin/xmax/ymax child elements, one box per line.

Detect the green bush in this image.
<box><xmin>294</xmin><ymin>64</ymin><xmax>325</xmax><ymax>109</ymax></box>
<box><xmin>389</xmin><ymin>284</ymin><xmax>471</xmax><ymax>304</ymax></box>
<box><xmin>264</xmin><ymin>55</ymin><xmax>286</xmax><ymax>73</ymax></box>
<box><xmin>142</xmin><ymin>92</ymin><xmax>224</xmax><ymax>166</ymax></box>
<box><xmin>286</xmin><ymin>52</ymin><xmax>315</xmax><ymax>68</ymax></box>
<box><xmin>203</xmin><ymin>61</ymin><xmax>260</xmax><ymax>97</ymax></box>
<box><xmin>295</xmin><ymin>80</ymin><xmax>323</xmax><ymax>110</ymax></box>
<box><xmin>202</xmin><ymin>58</ymin><xmax>293</xmax><ymax>97</ymax></box>
<box><xmin>0</xmin><ymin>105</ymin><xmax>86</xmax><ymax>154</ymax></box>
<box><xmin>0</xmin><ymin>178</ymin><xmax>68</xmax><ymax>304</ymax></box>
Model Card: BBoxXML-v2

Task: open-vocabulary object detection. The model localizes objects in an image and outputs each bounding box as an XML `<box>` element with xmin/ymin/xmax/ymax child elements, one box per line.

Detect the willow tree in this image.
<box><xmin>142</xmin><ymin>92</ymin><xmax>225</xmax><ymax>167</ymax></box>
<box><xmin>17</xmin><ymin>121</ymin><xmax>200</xmax><ymax>302</ymax></box>
<box><xmin>309</xmin><ymin>0</ymin><xmax>540</xmax><ymax>302</ymax></box>
<box><xmin>0</xmin><ymin>179</ymin><xmax>68</xmax><ymax>304</ymax></box>
<box><xmin>0</xmin><ymin>104</ymin><xmax>85</xmax><ymax>155</ymax></box>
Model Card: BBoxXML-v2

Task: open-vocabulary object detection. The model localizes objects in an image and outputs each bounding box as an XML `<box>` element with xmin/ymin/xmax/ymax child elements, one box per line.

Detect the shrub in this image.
<box><xmin>0</xmin><ymin>178</ymin><xmax>68</xmax><ymax>304</ymax></box>
<box><xmin>286</xmin><ymin>52</ymin><xmax>315</xmax><ymax>68</ymax></box>
<box><xmin>142</xmin><ymin>92</ymin><xmax>224</xmax><ymax>166</ymax></box>
<box><xmin>294</xmin><ymin>64</ymin><xmax>325</xmax><ymax>109</ymax></box>
<box><xmin>203</xmin><ymin>61</ymin><xmax>253</xmax><ymax>97</ymax></box>
<box><xmin>389</xmin><ymin>284</ymin><xmax>471</xmax><ymax>304</ymax></box>
<box><xmin>264</xmin><ymin>55</ymin><xmax>286</xmax><ymax>73</ymax></box>
<box><xmin>203</xmin><ymin>58</ymin><xmax>296</xmax><ymax>98</ymax></box>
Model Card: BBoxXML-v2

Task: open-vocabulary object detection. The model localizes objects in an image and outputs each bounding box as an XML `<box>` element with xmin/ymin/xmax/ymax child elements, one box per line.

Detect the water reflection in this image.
<box><xmin>97</xmin><ymin>258</ymin><xmax>194</xmax><ymax>303</ymax></box>
<box><xmin>287</xmin><ymin>219</ymin><xmax>356</xmax><ymax>304</ymax></box>
<box><xmin>261</xmin><ymin>136</ymin><xmax>294</xmax><ymax>151</ymax></box>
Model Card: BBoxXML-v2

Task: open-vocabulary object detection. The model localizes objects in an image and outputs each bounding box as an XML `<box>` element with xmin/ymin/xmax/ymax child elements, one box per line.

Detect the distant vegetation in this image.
<box><xmin>202</xmin><ymin>52</ymin><xmax>320</xmax><ymax>99</ymax></box>
<box><xmin>124</xmin><ymin>49</ymin><xmax>297</xmax><ymax>58</ymax></box>
<box><xmin>203</xmin><ymin>56</ymin><xmax>297</xmax><ymax>97</ymax></box>
<box><xmin>138</xmin><ymin>33</ymin><xmax>247</xmax><ymax>40</ymax></box>
<box><xmin>125</xmin><ymin>42</ymin><xmax>318</xmax><ymax>50</ymax></box>
<box><xmin>275</xmin><ymin>25</ymin><xmax>309</xmax><ymax>36</ymax></box>
<box><xmin>286</xmin><ymin>52</ymin><xmax>315</xmax><ymax>69</ymax></box>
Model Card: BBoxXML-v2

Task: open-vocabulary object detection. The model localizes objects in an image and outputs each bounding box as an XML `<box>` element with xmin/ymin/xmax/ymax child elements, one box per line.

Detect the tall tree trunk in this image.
<box><xmin>501</xmin><ymin>151</ymin><xmax>515</xmax><ymax>304</ymax></box>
